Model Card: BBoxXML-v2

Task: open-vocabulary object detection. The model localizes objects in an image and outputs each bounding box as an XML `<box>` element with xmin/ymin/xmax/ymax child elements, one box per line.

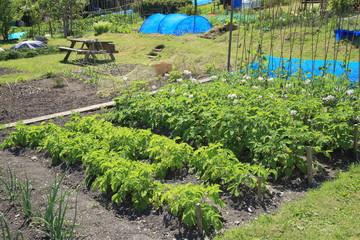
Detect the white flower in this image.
<box><xmin>258</xmin><ymin>95</ymin><xmax>263</xmax><ymax>99</ymax></box>
<box><xmin>233</xmin><ymin>99</ymin><xmax>238</xmax><ymax>104</ymax></box>
<box><xmin>159</xmin><ymin>89</ymin><xmax>164</xmax><ymax>92</ymax></box>
<box><xmin>241</xmin><ymin>79</ymin><xmax>247</xmax><ymax>83</ymax></box>
<box><xmin>301</xmin><ymin>88</ymin><xmax>306</xmax><ymax>93</ymax></box>
<box><xmin>183</xmin><ymin>92</ymin><xmax>188</xmax><ymax>96</ymax></box>
<box><xmin>170</xmin><ymin>89</ymin><xmax>176</xmax><ymax>94</ymax></box>
<box><xmin>228</xmin><ymin>93</ymin><xmax>237</xmax><ymax>99</ymax></box>
<box><xmin>346</xmin><ymin>89</ymin><xmax>355</xmax><ymax>95</ymax></box>
<box><xmin>267</xmin><ymin>78</ymin><xmax>274</xmax><ymax>82</ymax></box>
<box><xmin>305</xmin><ymin>79</ymin><xmax>311</xmax><ymax>84</ymax></box>
<box><xmin>322</xmin><ymin>95</ymin><xmax>336</xmax><ymax>101</ymax></box>
<box><xmin>164</xmin><ymin>73</ymin><xmax>170</xmax><ymax>77</ymax></box>
<box><xmin>252</xmin><ymin>86</ymin><xmax>259</xmax><ymax>89</ymax></box>
<box><xmin>244</xmin><ymin>75</ymin><xmax>251</xmax><ymax>79</ymax></box>
<box><xmin>188</xmin><ymin>94</ymin><xmax>194</xmax><ymax>99</ymax></box>
<box><xmin>221</xmin><ymin>78</ymin><xmax>227</xmax><ymax>82</ymax></box>
<box><xmin>285</xmin><ymin>83</ymin><xmax>292</xmax><ymax>88</ymax></box>
<box><xmin>183</xmin><ymin>69</ymin><xmax>192</xmax><ymax>75</ymax></box>
<box><xmin>210</xmin><ymin>75</ymin><xmax>217</xmax><ymax>80</ymax></box>
<box><xmin>123</xmin><ymin>76</ymin><xmax>128</xmax><ymax>81</ymax></box>
<box><xmin>190</xmin><ymin>77</ymin><xmax>197</xmax><ymax>83</ymax></box>
<box><xmin>152</xmin><ymin>85</ymin><xmax>157</xmax><ymax>89</ymax></box>
<box><xmin>270</xmin><ymin>94</ymin><xmax>275</xmax><ymax>99</ymax></box>
<box><xmin>290</xmin><ymin>110</ymin><xmax>297</xmax><ymax>116</ymax></box>
<box><xmin>176</xmin><ymin>78</ymin><xmax>183</xmax><ymax>83</ymax></box>
<box><xmin>258</xmin><ymin>77</ymin><xmax>264</xmax><ymax>81</ymax></box>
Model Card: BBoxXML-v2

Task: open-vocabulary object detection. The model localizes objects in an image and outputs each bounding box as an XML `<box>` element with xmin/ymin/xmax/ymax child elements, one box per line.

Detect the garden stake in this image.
<box><xmin>354</xmin><ymin>124</ymin><xmax>359</xmax><ymax>161</ymax></box>
<box><xmin>195</xmin><ymin>203</ymin><xmax>203</xmax><ymax>236</ymax></box>
<box><xmin>257</xmin><ymin>176</ymin><xmax>263</xmax><ymax>201</ymax></box>
<box><xmin>306</xmin><ymin>146</ymin><xmax>313</xmax><ymax>186</ymax></box>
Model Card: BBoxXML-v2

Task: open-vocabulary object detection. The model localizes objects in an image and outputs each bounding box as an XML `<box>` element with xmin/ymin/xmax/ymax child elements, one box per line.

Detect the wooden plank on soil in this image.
<box><xmin>3</xmin><ymin>101</ymin><xmax>115</xmax><ymax>128</ymax></box>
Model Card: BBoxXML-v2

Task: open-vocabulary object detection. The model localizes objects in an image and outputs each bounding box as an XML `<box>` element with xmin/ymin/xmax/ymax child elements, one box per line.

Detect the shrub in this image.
<box><xmin>93</xmin><ymin>21</ymin><xmax>111</xmax><ymax>36</ymax></box>
<box><xmin>329</xmin><ymin>0</ymin><xmax>357</xmax><ymax>14</ymax></box>
<box><xmin>134</xmin><ymin>0</ymin><xmax>192</xmax><ymax>17</ymax></box>
<box><xmin>0</xmin><ymin>46</ymin><xmax>59</xmax><ymax>61</ymax></box>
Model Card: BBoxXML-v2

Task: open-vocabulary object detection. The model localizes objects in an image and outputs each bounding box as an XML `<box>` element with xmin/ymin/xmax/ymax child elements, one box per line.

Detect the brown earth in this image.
<box><xmin>0</xmin><ymin>68</ymin><xmax>354</xmax><ymax>239</ymax></box>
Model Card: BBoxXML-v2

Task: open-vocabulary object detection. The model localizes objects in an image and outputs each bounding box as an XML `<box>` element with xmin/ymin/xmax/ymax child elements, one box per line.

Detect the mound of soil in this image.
<box><xmin>0</xmin><ymin>67</ymin><xmax>18</xmax><ymax>76</ymax></box>
<box><xmin>200</xmin><ymin>24</ymin><xmax>239</xmax><ymax>39</ymax></box>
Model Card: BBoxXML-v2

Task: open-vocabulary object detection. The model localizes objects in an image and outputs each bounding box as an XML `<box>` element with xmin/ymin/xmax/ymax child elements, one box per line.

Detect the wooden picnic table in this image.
<box><xmin>58</xmin><ymin>38</ymin><xmax>118</xmax><ymax>63</ymax></box>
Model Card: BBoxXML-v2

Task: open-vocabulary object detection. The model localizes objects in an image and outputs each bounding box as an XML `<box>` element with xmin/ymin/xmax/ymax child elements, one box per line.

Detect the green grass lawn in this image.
<box><xmin>215</xmin><ymin>164</ymin><xmax>360</xmax><ymax>240</ymax></box>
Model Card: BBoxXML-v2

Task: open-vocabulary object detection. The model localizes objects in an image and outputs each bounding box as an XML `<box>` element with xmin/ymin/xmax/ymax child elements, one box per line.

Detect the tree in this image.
<box><xmin>0</xmin><ymin>0</ymin><xmax>22</xmax><ymax>40</ymax></box>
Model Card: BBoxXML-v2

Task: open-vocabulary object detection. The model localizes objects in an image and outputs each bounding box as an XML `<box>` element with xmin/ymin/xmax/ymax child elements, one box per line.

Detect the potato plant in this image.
<box><xmin>109</xmin><ymin>73</ymin><xmax>359</xmax><ymax>176</ymax></box>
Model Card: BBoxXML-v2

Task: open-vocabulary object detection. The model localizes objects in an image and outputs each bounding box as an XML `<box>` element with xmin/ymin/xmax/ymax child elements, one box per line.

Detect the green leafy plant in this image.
<box><xmin>93</xmin><ymin>21</ymin><xmax>111</xmax><ymax>36</ymax></box>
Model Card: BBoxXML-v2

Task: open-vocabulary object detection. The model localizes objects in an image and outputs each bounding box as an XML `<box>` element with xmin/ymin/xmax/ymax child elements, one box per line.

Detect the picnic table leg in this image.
<box><xmin>63</xmin><ymin>41</ymin><xmax>76</xmax><ymax>62</ymax></box>
<box><xmin>109</xmin><ymin>53</ymin><xmax>115</xmax><ymax>61</ymax></box>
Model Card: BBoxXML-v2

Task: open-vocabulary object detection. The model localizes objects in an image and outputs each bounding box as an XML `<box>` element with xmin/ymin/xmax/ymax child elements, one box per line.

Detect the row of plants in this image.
<box><xmin>1</xmin><ymin>116</ymin><xmax>272</xmax><ymax>235</ymax></box>
<box><xmin>0</xmin><ymin>168</ymin><xmax>76</xmax><ymax>239</ymax></box>
<box><xmin>107</xmin><ymin>71</ymin><xmax>359</xmax><ymax>177</ymax></box>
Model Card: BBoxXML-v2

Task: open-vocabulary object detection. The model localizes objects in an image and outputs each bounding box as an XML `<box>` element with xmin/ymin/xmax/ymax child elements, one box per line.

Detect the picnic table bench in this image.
<box><xmin>59</xmin><ymin>38</ymin><xmax>118</xmax><ymax>63</ymax></box>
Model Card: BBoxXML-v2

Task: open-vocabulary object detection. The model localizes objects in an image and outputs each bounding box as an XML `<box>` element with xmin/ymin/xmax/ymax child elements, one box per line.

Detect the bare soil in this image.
<box><xmin>0</xmin><ymin>68</ymin><xmax>355</xmax><ymax>239</ymax></box>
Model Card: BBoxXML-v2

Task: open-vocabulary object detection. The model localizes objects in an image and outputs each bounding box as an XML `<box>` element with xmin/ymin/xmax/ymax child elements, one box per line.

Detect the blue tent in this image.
<box><xmin>250</xmin><ymin>55</ymin><xmax>359</xmax><ymax>84</ymax></box>
<box><xmin>173</xmin><ymin>16</ymin><xmax>212</xmax><ymax>36</ymax></box>
<box><xmin>334</xmin><ymin>29</ymin><xmax>360</xmax><ymax>41</ymax></box>
<box><xmin>139</xmin><ymin>14</ymin><xmax>166</xmax><ymax>33</ymax></box>
<box><xmin>158</xmin><ymin>14</ymin><xmax>188</xmax><ymax>34</ymax></box>
<box><xmin>140</xmin><ymin>14</ymin><xmax>212</xmax><ymax>36</ymax></box>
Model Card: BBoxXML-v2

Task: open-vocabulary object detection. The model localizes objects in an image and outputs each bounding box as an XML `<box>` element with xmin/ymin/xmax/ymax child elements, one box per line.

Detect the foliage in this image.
<box><xmin>109</xmin><ymin>73</ymin><xmax>360</xmax><ymax>177</ymax></box>
<box><xmin>1</xmin><ymin>115</ymin><xmax>272</xmax><ymax>235</ymax></box>
<box><xmin>329</xmin><ymin>0</ymin><xmax>358</xmax><ymax>14</ymax></box>
<box><xmin>0</xmin><ymin>0</ymin><xmax>22</xmax><ymax>40</ymax></box>
<box><xmin>93</xmin><ymin>21</ymin><xmax>111</xmax><ymax>36</ymax></box>
<box><xmin>133</xmin><ymin>0</ymin><xmax>192</xmax><ymax>17</ymax></box>
<box><xmin>153</xmin><ymin>183</ymin><xmax>225</xmax><ymax>235</ymax></box>
<box><xmin>0</xmin><ymin>46</ymin><xmax>59</xmax><ymax>61</ymax></box>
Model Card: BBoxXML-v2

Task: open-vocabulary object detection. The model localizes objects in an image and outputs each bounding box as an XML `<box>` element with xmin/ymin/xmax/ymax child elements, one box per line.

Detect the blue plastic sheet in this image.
<box><xmin>334</xmin><ymin>29</ymin><xmax>360</xmax><ymax>41</ymax></box>
<box><xmin>8</xmin><ymin>32</ymin><xmax>27</xmax><ymax>40</ymax></box>
<box><xmin>250</xmin><ymin>55</ymin><xmax>359</xmax><ymax>84</ymax></box>
<box><xmin>192</xmin><ymin>0</ymin><xmax>213</xmax><ymax>6</ymax></box>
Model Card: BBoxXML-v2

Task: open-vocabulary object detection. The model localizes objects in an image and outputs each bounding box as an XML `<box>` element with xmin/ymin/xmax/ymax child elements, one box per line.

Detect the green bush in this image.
<box><xmin>329</xmin><ymin>0</ymin><xmax>357</xmax><ymax>14</ymax></box>
<box><xmin>134</xmin><ymin>0</ymin><xmax>192</xmax><ymax>16</ymax></box>
<box><xmin>93</xmin><ymin>21</ymin><xmax>112</xmax><ymax>35</ymax></box>
<box><xmin>0</xmin><ymin>46</ymin><xmax>59</xmax><ymax>61</ymax></box>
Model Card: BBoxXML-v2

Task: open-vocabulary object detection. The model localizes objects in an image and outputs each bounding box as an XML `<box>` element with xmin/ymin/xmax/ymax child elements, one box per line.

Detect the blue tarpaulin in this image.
<box><xmin>334</xmin><ymin>29</ymin><xmax>360</xmax><ymax>41</ymax></box>
<box><xmin>250</xmin><ymin>55</ymin><xmax>359</xmax><ymax>84</ymax></box>
<box><xmin>192</xmin><ymin>0</ymin><xmax>213</xmax><ymax>5</ymax></box>
<box><xmin>8</xmin><ymin>32</ymin><xmax>27</xmax><ymax>40</ymax></box>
